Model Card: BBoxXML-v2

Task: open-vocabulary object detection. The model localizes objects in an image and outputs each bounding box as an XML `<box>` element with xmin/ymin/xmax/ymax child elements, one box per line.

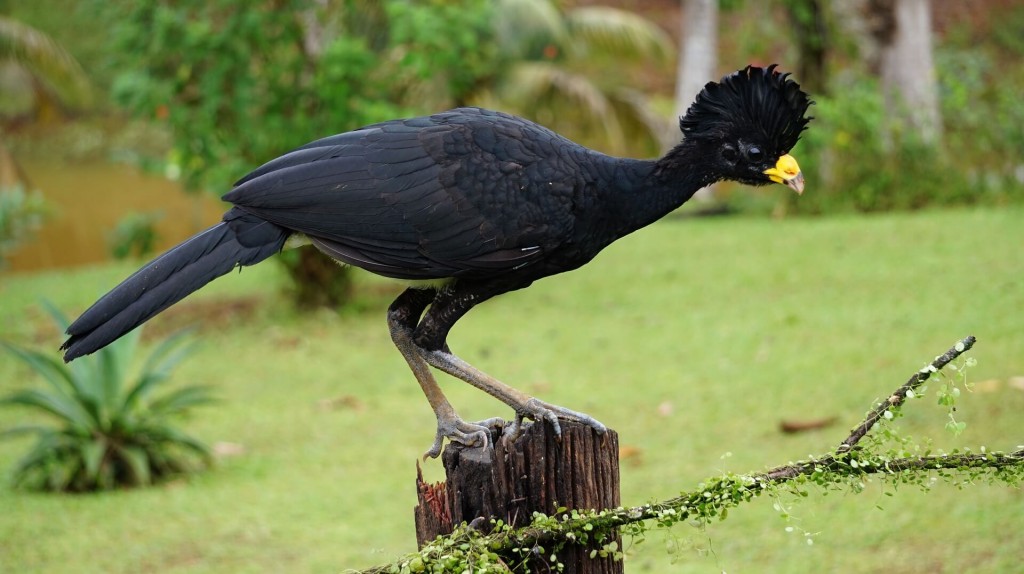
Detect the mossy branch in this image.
<box><xmin>353</xmin><ymin>336</ymin><xmax>1024</xmax><ymax>574</ymax></box>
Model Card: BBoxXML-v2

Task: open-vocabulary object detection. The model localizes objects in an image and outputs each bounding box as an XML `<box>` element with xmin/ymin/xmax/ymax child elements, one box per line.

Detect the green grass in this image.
<box><xmin>1</xmin><ymin>207</ymin><xmax>1023</xmax><ymax>573</ymax></box>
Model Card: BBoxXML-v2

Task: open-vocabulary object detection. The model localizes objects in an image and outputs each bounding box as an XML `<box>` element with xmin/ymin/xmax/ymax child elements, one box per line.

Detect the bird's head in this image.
<box><xmin>678</xmin><ymin>64</ymin><xmax>813</xmax><ymax>194</ymax></box>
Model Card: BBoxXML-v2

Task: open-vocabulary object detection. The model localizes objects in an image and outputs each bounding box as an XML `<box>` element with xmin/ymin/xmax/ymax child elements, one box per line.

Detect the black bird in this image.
<box><xmin>62</xmin><ymin>65</ymin><xmax>812</xmax><ymax>457</ymax></box>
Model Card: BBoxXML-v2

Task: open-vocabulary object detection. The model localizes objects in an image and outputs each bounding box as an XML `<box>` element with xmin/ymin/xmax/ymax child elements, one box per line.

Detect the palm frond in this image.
<box><xmin>502</xmin><ymin>62</ymin><xmax>626</xmax><ymax>153</ymax></box>
<box><xmin>0</xmin><ymin>16</ymin><xmax>93</xmax><ymax>108</ymax></box>
<box><xmin>607</xmin><ymin>87</ymin><xmax>677</xmax><ymax>153</ymax></box>
<box><xmin>564</xmin><ymin>6</ymin><xmax>674</xmax><ymax>63</ymax></box>
<box><xmin>478</xmin><ymin>1</ymin><xmax>669</xmax><ymax>157</ymax></box>
<box><xmin>493</xmin><ymin>0</ymin><xmax>568</xmax><ymax>58</ymax></box>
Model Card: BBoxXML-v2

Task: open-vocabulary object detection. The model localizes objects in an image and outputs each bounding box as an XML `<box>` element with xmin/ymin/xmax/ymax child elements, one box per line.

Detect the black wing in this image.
<box><xmin>223</xmin><ymin>108</ymin><xmax>586</xmax><ymax>280</ymax></box>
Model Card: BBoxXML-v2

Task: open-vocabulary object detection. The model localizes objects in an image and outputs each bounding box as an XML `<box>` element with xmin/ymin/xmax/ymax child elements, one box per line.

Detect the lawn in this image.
<box><xmin>1</xmin><ymin>207</ymin><xmax>1022</xmax><ymax>573</ymax></box>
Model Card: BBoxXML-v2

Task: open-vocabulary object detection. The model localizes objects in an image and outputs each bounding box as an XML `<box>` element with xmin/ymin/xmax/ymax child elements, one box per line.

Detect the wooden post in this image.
<box><xmin>414</xmin><ymin>420</ymin><xmax>621</xmax><ymax>573</ymax></box>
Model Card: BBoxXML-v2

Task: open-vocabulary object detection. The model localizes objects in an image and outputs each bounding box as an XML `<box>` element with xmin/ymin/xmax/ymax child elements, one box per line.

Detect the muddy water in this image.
<box><xmin>6</xmin><ymin>160</ymin><xmax>225</xmax><ymax>273</ymax></box>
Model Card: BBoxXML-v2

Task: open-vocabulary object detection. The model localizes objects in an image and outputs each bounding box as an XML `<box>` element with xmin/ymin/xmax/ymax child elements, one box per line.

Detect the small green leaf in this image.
<box><xmin>945</xmin><ymin>420</ymin><xmax>967</xmax><ymax>436</ymax></box>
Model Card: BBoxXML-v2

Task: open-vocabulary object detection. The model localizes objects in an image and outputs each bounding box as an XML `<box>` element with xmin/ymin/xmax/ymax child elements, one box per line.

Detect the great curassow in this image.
<box><xmin>62</xmin><ymin>65</ymin><xmax>812</xmax><ymax>457</ymax></box>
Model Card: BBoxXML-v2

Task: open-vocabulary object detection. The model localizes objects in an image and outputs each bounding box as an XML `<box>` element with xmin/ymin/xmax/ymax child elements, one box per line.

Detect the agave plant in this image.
<box><xmin>0</xmin><ymin>304</ymin><xmax>213</xmax><ymax>492</ymax></box>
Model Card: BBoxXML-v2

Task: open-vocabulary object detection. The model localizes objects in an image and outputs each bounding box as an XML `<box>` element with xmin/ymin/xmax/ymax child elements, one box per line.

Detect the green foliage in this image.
<box><xmin>990</xmin><ymin>6</ymin><xmax>1024</xmax><ymax>56</ymax></box>
<box><xmin>742</xmin><ymin>79</ymin><xmax>925</xmax><ymax>214</ymax></box>
<box><xmin>0</xmin><ymin>304</ymin><xmax>213</xmax><ymax>492</ymax></box>
<box><xmin>793</xmin><ymin>77</ymin><xmax>964</xmax><ymax>213</ymax></box>
<box><xmin>105</xmin><ymin>0</ymin><xmax>498</xmax><ymax>194</ymax></box>
<box><xmin>934</xmin><ymin>45</ymin><xmax>1024</xmax><ymax>196</ymax></box>
<box><xmin>277</xmin><ymin>244</ymin><xmax>354</xmax><ymax>310</ymax></box>
<box><xmin>108</xmin><ymin>210</ymin><xmax>162</xmax><ymax>260</ymax></box>
<box><xmin>386</xmin><ymin>0</ymin><xmax>498</xmax><ymax>104</ymax></box>
<box><xmin>0</xmin><ymin>184</ymin><xmax>50</xmax><ymax>267</ymax></box>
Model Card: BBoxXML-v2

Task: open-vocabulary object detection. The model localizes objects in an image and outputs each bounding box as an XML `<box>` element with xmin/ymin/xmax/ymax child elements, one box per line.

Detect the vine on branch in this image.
<box><xmin>353</xmin><ymin>336</ymin><xmax>1024</xmax><ymax>574</ymax></box>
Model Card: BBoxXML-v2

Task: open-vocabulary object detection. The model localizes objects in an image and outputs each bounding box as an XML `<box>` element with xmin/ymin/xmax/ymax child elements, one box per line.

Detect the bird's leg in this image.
<box><xmin>413</xmin><ymin>282</ymin><xmax>607</xmax><ymax>440</ymax></box>
<box><xmin>421</xmin><ymin>349</ymin><xmax>607</xmax><ymax>440</ymax></box>
<box><xmin>387</xmin><ymin>288</ymin><xmax>492</xmax><ymax>458</ymax></box>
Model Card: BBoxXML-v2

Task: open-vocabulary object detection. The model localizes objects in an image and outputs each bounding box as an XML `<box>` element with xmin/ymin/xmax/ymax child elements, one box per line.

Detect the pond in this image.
<box><xmin>6</xmin><ymin>160</ymin><xmax>224</xmax><ymax>273</ymax></box>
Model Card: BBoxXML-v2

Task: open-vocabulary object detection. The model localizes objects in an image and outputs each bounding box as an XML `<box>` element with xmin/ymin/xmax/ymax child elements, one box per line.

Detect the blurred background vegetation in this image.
<box><xmin>1</xmin><ymin>0</ymin><xmax>1023</xmax><ymax>572</ymax></box>
<box><xmin>2</xmin><ymin>0</ymin><xmax>1021</xmax><ymax>278</ymax></box>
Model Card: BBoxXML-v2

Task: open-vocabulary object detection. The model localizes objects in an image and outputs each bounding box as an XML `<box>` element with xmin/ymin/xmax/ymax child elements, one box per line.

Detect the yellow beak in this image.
<box><xmin>764</xmin><ymin>154</ymin><xmax>805</xmax><ymax>195</ymax></box>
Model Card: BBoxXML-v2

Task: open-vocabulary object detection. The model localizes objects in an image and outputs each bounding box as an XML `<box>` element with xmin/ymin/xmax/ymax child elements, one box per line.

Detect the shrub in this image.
<box><xmin>781</xmin><ymin>76</ymin><xmax>973</xmax><ymax>215</ymax></box>
<box><xmin>0</xmin><ymin>304</ymin><xmax>214</xmax><ymax>492</ymax></box>
<box><xmin>0</xmin><ymin>184</ymin><xmax>51</xmax><ymax>267</ymax></box>
<box><xmin>109</xmin><ymin>210</ymin><xmax>163</xmax><ymax>260</ymax></box>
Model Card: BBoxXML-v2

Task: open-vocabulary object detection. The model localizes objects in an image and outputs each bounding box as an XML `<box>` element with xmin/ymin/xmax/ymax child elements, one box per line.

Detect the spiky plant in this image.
<box><xmin>1</xmin><ymin>304</ymin><xmax>213</xmax><ymax>492</ymax></box>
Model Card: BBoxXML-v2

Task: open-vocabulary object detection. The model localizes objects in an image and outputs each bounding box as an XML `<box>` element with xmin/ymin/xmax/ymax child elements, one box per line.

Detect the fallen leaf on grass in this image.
<box><xmin>619</xmin><ymin>445</ymin><xmax>644</xmax><ymax>467</ymax></box>
<box><xmin>213</xmin><ymin>441</ymin><xmax>246</xmax><ymax>458</ymax></box>
<box><xmin>318</xmin><ymin>395</ymin><xmax>365</xmax><ymax>411</ymax></box>
<box><xmin>972</xmin><ymin>379</ymin><xmax>1002</xmax><ymax>393</ymax></box>
<box><xmin>779</xmin><ymin>416</ymin><xmax>838</xmax><ymax>434</ymax></box>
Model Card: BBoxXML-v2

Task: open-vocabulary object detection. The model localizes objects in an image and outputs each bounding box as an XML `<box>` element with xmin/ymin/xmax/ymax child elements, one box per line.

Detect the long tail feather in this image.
<box><xmin>61</xmin><ymin>209</ymin><xmax>288</xmax><ymax>362</ymax></box>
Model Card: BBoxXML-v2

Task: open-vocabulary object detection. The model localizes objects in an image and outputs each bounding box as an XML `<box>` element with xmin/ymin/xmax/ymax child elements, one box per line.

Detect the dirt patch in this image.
<box><xmin>141</xmin><ymin>295</ymin><xmax>266</xmax><ymax>342</ymax></box>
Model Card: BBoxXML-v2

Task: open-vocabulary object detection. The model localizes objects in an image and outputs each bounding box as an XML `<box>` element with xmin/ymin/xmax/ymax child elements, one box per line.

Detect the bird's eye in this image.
<box><xmin>722</xmin><ymin>146</ymin><xmax>738</xmax><ymax>162</ymax></box>
<box><xmin>747</xmin><ymin>146</ymin><xmax>763</xmax><ymax>161</ymax></box>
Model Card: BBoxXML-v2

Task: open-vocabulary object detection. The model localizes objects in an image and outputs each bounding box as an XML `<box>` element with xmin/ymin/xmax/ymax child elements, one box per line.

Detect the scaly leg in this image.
<box><xmin>412</xmin><ymin>281</ymin><xmax>607</xmax><ymax>441</ymax></box>
<box><xmin>388</xmin><ymin>288</ymin><xmax>499</xmax><ymax>458</ymax></box>
<box><xmin>420</xmin><ymin>348</ymin><xmax>607</xmax><ymax>439</ymax></box>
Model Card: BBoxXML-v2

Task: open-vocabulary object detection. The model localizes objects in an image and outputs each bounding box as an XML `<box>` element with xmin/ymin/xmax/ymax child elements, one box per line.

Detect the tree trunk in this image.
<box><xmin>674</xmin><ymin>0</ymin><xmax>718</xmax><ymax>199</ymax></box>
<box><xmin>415</xmin><ymin>420</ymin><xmax>621</xmax><ymax>573</ymax></box>
<box><xmin>787</xmin><ymin>0</ymin><xmax>830</xmax><ymax>95</ymax></box>
<box><xmin>869</xmin><ymin>0</ymin><xmax>941</xmax><ymax>145</ymax></box>
<box><xmin>278</xmin><ymin>245</ymin><xmax>353</xmax><ymax>310</ymax></box>
<box><xmin>675</xmin><ymin>0</ymin><xmax>718</xmax><ymax>121</ymax></box>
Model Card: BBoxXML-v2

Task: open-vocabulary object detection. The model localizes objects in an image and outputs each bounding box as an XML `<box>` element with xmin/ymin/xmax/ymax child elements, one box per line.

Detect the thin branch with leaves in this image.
<box><xmin>351</xmin><ymin>336</ymin><xmax>1024</xmax><ymax>573</ymax></box>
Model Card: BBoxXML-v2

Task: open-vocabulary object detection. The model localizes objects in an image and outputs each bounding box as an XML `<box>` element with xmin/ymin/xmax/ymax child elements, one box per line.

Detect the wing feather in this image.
<box><xmin>223</xmin><ymin>109</ymin><xmax>583</xmax><ymax>279</ymax></box>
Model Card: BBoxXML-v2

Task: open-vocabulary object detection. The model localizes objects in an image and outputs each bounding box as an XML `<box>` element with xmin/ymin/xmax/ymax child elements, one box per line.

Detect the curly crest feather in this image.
<box><xmin>680</xmin><ymin>64</ymin><xmax>813</xmax><ymax>156</ymax></box>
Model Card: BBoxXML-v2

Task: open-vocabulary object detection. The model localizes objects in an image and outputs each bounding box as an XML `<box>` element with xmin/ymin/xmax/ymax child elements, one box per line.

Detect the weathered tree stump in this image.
<box><xmin>414</xmin><ymin>420</ymin><xmax>621</xmax><ymax>573</ymax></box>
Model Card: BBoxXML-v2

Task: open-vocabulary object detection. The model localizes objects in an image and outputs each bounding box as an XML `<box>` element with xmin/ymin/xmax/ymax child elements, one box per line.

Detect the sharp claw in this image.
<box><xmin>424</xmin><ymin>399</ymin><xmax>603</xmax><ymax>457</ymax></box>
<box><xmin>473</xmin><ymin>417</ymin><xmax>505</xmax><ymax>433</ymax></box>
<box><xmin>467</xmin><ymin>429</ymin><xmax>489</xmax><ymax>449</ymax></box>
<box><xmin>423</xmin><ymin>433</ymin><xmax>445</xmax><ymax>460</ymax></box>
<box><xmin>426</xmin><ymin>415</ymin><xmax>493</xmax><ymax>457</ymax></box>
<box><xmin>502</xmin><ymin>415</ymin><xmax>526</xmax><ymax>441</ymax></box>
<box><xmin>546</xmin><ymin>411</ymin><xmax>563</xmax><ymax>438</ymax></box>
<box><xmin>520</xmin><ymin>397</ymin><xmax>604</xmax><ymax>438</ymax></box>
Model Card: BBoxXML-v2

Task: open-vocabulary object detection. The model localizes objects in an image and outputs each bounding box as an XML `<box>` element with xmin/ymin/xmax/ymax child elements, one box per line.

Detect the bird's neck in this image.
<box><xmin>595</xmin><ymin>142</ymin><xmax>716</xmax><ymax>238</ymax></box>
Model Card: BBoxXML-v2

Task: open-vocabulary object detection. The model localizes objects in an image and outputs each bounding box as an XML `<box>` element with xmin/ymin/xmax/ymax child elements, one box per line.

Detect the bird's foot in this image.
<box><xmin>423</xmin><ymin>415</ymin><xmax>504</xmax><ymax>459</ymax></box>
<box><xmin>503</xmin><ymin>398</ymin><xmax>607</xmax><ymax>441</ymax></box>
